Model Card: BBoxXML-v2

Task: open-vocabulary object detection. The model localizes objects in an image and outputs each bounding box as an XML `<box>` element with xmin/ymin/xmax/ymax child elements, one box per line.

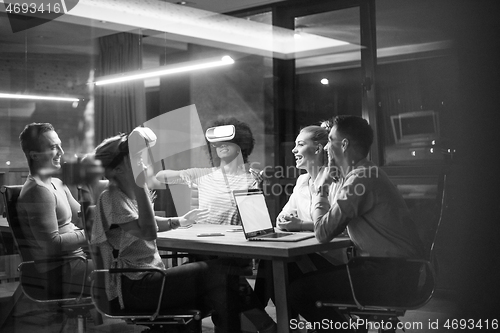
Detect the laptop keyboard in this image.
<box><xmin>258</xmin><ymin>232</ymin><xmax>293</xmax><ymax>238</ymax></box>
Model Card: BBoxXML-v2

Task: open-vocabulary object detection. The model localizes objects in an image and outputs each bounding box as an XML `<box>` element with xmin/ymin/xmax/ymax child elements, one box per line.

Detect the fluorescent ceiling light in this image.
<box><xmin>94</xmin><ymin>55</ymin><xmax>234</xmax><ymax>86</ymax></box>
<box><xmin>0</xmin><ymin>93</ymin><xmax>79</xmax><ymax>102</ymax></box>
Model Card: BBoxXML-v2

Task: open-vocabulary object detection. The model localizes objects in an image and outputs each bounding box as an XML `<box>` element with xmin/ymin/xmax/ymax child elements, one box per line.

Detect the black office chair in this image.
<box><xmin>1</xmin><ymin>185</ymin><xmax>96</xmax><ymax>333</ymax></box>
<box><xmin>316</xmin><ymin>173</ymin><xmax>448</xmax><ymax>333</ymax></box>
<box><xmin>78</xmin><ymin>187</ymin><xmax>204</xmax><ymax>333</ymax></box>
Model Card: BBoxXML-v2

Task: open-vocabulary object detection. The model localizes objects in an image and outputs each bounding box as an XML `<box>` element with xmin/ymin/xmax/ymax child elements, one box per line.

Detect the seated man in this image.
<box><xmin>289</xmin><ymin>115</ymin><xmax>424</xmax><ymax>332</ymax></box>
<box><xmin>17</xmin><ymin>122</ymin><xmax>92</xmax><ymax>298</ymax></box>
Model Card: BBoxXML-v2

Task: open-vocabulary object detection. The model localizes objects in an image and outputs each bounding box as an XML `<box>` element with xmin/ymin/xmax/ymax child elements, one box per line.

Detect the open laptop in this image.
<box><xmin>233</xmin><ymin>189</ymin><xmax>315</xmax><ymax>242</ymax></box>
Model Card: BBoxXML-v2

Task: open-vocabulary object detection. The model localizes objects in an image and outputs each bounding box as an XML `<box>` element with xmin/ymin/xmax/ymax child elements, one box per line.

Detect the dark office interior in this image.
<box><xmin>1</xmin><ymin>0</ymin><xmax>500</xmax><ymax>332</ymax></box>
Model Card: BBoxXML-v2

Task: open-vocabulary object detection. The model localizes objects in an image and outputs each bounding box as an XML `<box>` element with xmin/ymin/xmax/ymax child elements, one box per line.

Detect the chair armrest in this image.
<box><xmin>90</xmin><ymin>266</ymin><xmax>167</xmax><ymax>321</ymax></box>
<box><xmin>19</xmin><ymin>254</ymin><xmax>88</xmax><ymax>266</ymax></box>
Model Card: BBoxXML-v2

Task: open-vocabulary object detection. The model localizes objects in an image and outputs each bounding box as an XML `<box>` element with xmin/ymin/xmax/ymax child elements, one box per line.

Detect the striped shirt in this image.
<box><xmin>179</xmin><ymin>167</ymin><xmax>258</xmax><ymax>225</ymax></box>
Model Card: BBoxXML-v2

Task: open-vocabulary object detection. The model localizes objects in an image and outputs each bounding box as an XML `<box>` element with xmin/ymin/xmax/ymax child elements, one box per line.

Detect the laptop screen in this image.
<box><xmin>233</xmin><ymin>190</ymin><xmax>274</xmax><ymax>237</ymax></box>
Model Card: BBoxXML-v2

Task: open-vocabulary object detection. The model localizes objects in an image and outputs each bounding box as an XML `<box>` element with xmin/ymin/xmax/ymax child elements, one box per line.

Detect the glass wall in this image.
<box><xmin>0</xmin><ymin>0</ymin><xmax>470</xmax><ymax>331</ymax></box>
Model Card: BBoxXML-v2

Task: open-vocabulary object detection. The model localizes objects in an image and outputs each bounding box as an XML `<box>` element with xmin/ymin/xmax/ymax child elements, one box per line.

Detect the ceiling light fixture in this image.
<box><xmin>64</xmin><ymin>1</ymin><xmax>359</xmax><ymax>60</ymax></box>
<box><xmin>0</xmin><ymin>93</ymin><xmax>79</xmax><ymax>102</ymax></box>
<box><xmin>94</xmin><ymin>55</ymin><xmax>234</xmax><ymax>86</ymax></box>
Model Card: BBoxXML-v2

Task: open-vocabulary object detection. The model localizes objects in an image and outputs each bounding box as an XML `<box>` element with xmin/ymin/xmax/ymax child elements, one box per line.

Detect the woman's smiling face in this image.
<box><xmin>213</xmin><ymin>141</ymin><xmax>240</xmax><ymax>161</ymax></box>
<box><xmin>291</xmin><ymin>131</ymin><xmax>319</xmax><ymax>171</ymax></box>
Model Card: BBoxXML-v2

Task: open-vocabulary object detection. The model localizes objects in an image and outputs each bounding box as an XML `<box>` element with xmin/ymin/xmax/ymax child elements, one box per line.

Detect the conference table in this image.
<box><xmin>156</xmin><ymin>224</ymin><xmax>352</xmax><ymax>333</ymax></box>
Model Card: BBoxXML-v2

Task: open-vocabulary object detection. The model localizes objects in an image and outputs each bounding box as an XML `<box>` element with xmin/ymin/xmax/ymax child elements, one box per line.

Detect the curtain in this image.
<box><xmin>95</xmin><ymin>33</ymin><xmax>146</xmax><ymax>144</ymax></box>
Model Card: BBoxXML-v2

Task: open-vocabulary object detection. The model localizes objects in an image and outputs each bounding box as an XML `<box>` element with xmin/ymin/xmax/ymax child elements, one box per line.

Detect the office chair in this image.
<box><xmin>78</xmin><ymin>187</ymin><xmax>204</xmax><ymax>333</ymax></box>
<box><xmin>1</xmin><ymin>185</ymin><xmax>96</xmax><ymax>333</ymax></box>
<box><xmin>316</xmin><ymin>173</ymin><xmax>448</xmax><ymax>333</ymax></box>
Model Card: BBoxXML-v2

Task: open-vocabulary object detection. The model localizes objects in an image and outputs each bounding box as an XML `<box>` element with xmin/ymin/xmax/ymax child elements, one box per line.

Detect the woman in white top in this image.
<box><xmin>255</xmin><ymin>124</ymin><xmax>346</xmax><ymax>309</ymax></box>
<box><xmin>277</xmin><ymin>125</ymin><xmax>333</xmax><ymax>232</ymax></box>
<box><xmin>156</xmin><ymin>117</ymin><xmax>263</xmax><ymax>225</ymax></box>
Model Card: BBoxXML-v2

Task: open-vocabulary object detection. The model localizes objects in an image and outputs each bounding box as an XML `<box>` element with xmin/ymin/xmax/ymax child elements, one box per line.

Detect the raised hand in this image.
<box><xmin>128</xmin><ymin>127</ymin><xmax>157</xmax><ymax>187</ymax></box>
<box><xmin>313</xmin><ymin>166</ymin><xmax>338</xmax><ymax>196</ymax></box>
<box><xmin>179</xmin><ymin>208</ymin><xmax>210</xmax><ymax>226</ymax></box>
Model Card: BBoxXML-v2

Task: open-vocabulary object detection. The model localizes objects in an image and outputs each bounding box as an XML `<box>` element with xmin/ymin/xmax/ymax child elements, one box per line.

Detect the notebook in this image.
<box><xmin>233</xmin><ymin>189</ymin><xmax>315</xmax><ymax>242</ymax></box>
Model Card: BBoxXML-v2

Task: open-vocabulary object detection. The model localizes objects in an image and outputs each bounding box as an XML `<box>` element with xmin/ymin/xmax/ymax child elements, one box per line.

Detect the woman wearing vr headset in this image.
<box><xmin>90</xmin><ymin>127</ymin><xmax>276</xmax><ymax>333</ymax></box>
<box><xmin>156</xmin><ymin>117</ymin><xmax>263</xmax><ymax>225</ymax></box>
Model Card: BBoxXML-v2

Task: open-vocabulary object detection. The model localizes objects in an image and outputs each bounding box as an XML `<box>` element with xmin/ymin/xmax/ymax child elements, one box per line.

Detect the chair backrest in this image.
<box><xmin>78</xmin><ymin>185</ymin><xmax>119</xmax><ymax>315</ymax></box>
<box><xmin>1</xmin><ymin>185</ymin><xmax>33</xmax><ymax>262</ymax></box>
<box><xmin>352</xmin><ymin>172</ymin><xmax>448</xmax><ymax>310</ymax></box>
<box><xmin>86</xmin><ymin>234</ymin><xmax>115</xmax><ymax>315</ymax></box>
<box><xmin>348</xmin><ymin>257</ymin><xmax>435</xmax><ymax>310</ymax></box>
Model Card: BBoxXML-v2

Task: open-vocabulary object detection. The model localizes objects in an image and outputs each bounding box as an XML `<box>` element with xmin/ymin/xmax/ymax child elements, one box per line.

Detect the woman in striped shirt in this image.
<box><xmin>156</xmin><ymin>117</ymin><xmax>263</xmax><ymax>225</ymax></box>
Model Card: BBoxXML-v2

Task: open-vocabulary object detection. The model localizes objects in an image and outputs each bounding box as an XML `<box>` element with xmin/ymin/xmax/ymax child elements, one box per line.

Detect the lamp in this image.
<box><xmin>94</xmin><ymin>55</ymin><xmax>234</xmax><ymax>86</ymax></box>
<box><xmin>0</xmin><ymin>93</ymin><xmax>79</xmax><ymax>102</ymax></box>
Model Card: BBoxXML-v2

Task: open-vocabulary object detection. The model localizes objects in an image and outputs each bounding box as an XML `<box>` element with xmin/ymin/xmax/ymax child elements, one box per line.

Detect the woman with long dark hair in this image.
<box><xmin>91</xmin><ymin>128</ymin><xmax>276</xmax><ymax>333</ymax></box>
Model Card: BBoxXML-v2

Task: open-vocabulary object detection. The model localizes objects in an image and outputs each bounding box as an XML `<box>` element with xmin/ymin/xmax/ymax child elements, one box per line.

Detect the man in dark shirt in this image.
<box><xmin>17</xmin><ymin>122</ymin><xmax>91</xmax><ymax>297</ymax></box>
<box><xmin>289</xmin><ymin>115</ymin><xmax>424</xmax><ymax>332</ymax></box>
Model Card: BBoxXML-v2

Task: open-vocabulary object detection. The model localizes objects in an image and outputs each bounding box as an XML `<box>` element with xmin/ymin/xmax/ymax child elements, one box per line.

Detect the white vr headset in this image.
<box><xmin>205</xmin><ymin>125</ymin><xmax>235</xmax><ymax>142</ymax></box>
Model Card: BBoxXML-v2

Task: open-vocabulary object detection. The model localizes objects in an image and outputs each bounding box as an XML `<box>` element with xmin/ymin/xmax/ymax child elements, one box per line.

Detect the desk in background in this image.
<box><xmin>0</xmin><ymin>217</ymin><xmax>16</xmax><ymax>255</ymax></box>
<box><xmin>0</xmin><ymin>217</ymin><xmax>8</xmax><ymax>233</ymax></box>
<box><xmin>0</xmin><ymin>213</ymin><xmax>22</xmax><ymax>330</ymax></box>
<box><xmin>156</xmin><ymin>224</ymin><xmax>351</xmax><ymax>333</ymax></box>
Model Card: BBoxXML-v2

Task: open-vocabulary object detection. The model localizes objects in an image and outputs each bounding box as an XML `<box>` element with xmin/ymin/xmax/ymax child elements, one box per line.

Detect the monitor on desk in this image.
<box><xmin>390</xmin><ymin>110</ymin><xmax>439</xmax><ymax>144</ymax></box>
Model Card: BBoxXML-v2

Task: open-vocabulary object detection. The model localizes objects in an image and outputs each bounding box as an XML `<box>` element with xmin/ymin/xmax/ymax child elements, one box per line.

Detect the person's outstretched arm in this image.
<box><xmin>156</xmin><ymin>208</ymin><xmax>209</xmax><ymax>231</ymax></box>
<box><xmin>156</xmin><ymin>170</ymin><xmax>183</xmax><ymax>184</ymax></box>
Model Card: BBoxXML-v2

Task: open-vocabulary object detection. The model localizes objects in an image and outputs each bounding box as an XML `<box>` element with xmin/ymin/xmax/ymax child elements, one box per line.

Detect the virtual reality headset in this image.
<box><xmin>205</xmin><ymin>125</ymin><xmax>235</xmax><ymax>142</ymax></box>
